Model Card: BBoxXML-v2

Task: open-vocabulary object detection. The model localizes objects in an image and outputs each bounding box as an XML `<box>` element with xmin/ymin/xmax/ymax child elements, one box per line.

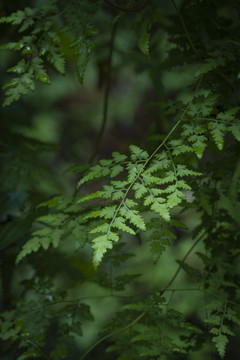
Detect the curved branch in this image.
<box><xmin>105</xmin><ymin>0</ymin><xmax>152</xmax><ymax>13</ymax></box>
<box><xmin>78</xmin><ymin>226</ymin><xmax>206</xmax><ymax>360</ymax></box>
<box><xmin>79</xmin><ymin>311</ymin><xmax>146</xmax><ymax>360</ymax></box>
<box><xmin>171</xmin><ymin>0</ymin><xmax>200</xmax><ymax>59</ymax></box>
<box><xmin>89</xmin><ymin>21</ymin><xmax>117</xmax><ymax>164</ymax></box>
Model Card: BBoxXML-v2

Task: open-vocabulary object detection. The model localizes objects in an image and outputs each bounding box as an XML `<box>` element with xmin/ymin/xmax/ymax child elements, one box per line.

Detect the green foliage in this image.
<box><xmin>0</xmin><ymin>0</ymin><xmax>99</xmax><ymax>105</ymax></box>
<box><xmin>1</xmin><ymin>0</ymin><xmax>240</xmax><ymax>359</ymax></box>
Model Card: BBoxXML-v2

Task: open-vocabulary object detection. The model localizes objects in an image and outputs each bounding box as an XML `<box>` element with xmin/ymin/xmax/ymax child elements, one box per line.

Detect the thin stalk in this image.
<box><xmin>171</xmin><ymin>0</ymin><xmax>238</xmax><ymax>97</ymax></box>
<box><xmin>89</xmin><ymin>21</ymin><xmax>117</xmax><ymax>164</ymax></box>
<box><xmin>105</xmin><ymin>0</ymin><xmax>151</xmax><ymax>13</ymax></box>
<box><xmin>78</xmin><ymin>226</ymin><xmax>206</xmax><ymax>360</ymax></box>
<box><xmin>107</xmin><ymin>76</ymin><xmax>202</xmax><ymax>233</ymax></box>
<box><xmin>160</xmin><ymin>229</ymin><xmax>206</xmax><ymax>293</ymax></box>
<box><xmin>79</xmin><ymin>311</ymin><xmax>145</xmax><ymax>360</ymax></box>
<box><xmin>171</xmin><ymin>0</ymin><xmax>200</xmax><ymax>59</ymax></box>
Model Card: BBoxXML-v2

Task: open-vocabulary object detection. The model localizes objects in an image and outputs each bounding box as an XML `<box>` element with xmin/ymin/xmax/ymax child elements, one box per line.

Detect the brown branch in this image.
<box><xmin>105</xmin><ymin>0</ymin><xmax>151</xmax><ymax>13</ymax></box>
<box><xmin>89</xmin><ymin>21</ymin><xmax>117</xmax><ymax>164</ymax></box>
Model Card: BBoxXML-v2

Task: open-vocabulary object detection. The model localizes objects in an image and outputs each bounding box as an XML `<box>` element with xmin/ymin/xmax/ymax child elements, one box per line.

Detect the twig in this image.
<box><xmin>105</xmin><ymin>0</ymin><xmax>151</xmax><ymax>13</ymax></box>
<box><xmin>89</xmin><ymin>21</ymin><xmax>117</xmax><ymax>164</ymax></box>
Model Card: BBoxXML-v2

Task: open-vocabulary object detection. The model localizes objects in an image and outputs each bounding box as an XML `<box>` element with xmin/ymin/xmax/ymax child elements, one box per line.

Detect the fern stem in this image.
<box><xmin>143</xmin><ymin>76</ymin><xmax>203</xmax><ymax>166</ymax></box>
<box><xmin>160</xmin><ymin>229</ymin><xmax>206</xmax><ymax>293</ymax></box>
<box><xmin>80</xmin><ymin>227</ymin><xmax>205</xmax><ymax>360</ymax></box>
<box><xmin>79</xmin><ymin>311</ymin><xmax>145</xmax><ymax>360</ymax></box>
<box><xmin>89</xmin><ymin>20</ymin><xmax>117</xmax><ymax>164</ymax></box>
<box><xmin>108</xmin><ymin>76</ymin><xmax>202</xmax><ymax>234</ymax></box>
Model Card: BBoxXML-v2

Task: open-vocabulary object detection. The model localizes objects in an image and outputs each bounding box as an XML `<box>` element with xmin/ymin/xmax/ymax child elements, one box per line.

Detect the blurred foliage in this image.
<box><xmin>0</xmin><ymin>0</ymin><xmax>240</xmax><ymax>359</ymax></box>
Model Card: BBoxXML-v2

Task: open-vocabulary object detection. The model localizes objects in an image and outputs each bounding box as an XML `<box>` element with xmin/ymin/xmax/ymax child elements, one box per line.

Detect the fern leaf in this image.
<box><xmin>110</xmin><ymin>164</ymin><xmax>124</xmax><ymax>177</ymax></box>
<box><xmin>176</xmin><ymin>165</ymin><xmax>202</xmax><ymax>178</ymax></box>
<box><xmin>92</xmin><ymin>235</ymin><xmax>113</xmax><ymax>268</ymax></box>
<box><xmin>167</xmin><ymin>190</ymin><xmax>185</xmax><ymax>208</ymax></box>
<box><xmin>90</xmin><ymin>222</ymin><xmax>109</xmax><ymax>234</ymax></box>
<box><xmin>77</xmin><ymin>191</ymin><xmax>103</xmax><ymax>203</ymax></box>
<box><xmin>151</xmin><ymin>201</ymin><xmax>170</xmax><ymax>221</ymax></box>
<box><xmin>46</xmin><ymin>48</ymin><xmax>65</xmax><ymax>75</ymax></box>
<box><xmin>120</xmin><ymin>208</ymin><xmax>146</xmax><ymax>231</ymax></box>
<box><xmin>16</xmin><ymin>228</ymin><xmax>63</xmax><ymax>264</ymax></box>
<box><xmin>112</xmin><ymin>189</ymin><xmax>125</xmax><ymax>200</ymax></box>
<box><xmin>148</xmin><ymin>152</ymin><xmax>171</xmax><ymax>172</ymax></box>
<box><xmin>147</xmin><ymin>229</ymin><xmax>172</xmax><ymax>261</ymax></box>
<box><xmin>212</xmin><ymin>334</ymin><xmax>228</xmax><ymax>358</ymax></box>
<box><xmin>138</xmin><ymin>22</ymin><xmax>151</xmax><ymax>58</ymax></box>
<box><xmin>176</xmin><ymin>179</ymin><xmax>192</xmax><ymax>190</ymax></box>
<box><xmin>100</xmin><ymin>205</ymin><xmax>117</xmax><ymax>219</ymax></box>
<box><xmin>84</xmin><ymin>210</ymin><xmax>103</xmax><ymax>220</ymax></box>
<box><xmin>195</xmin><ymin>57</ymin><xmax>225</xmax><ymax>77</ymax></box>
<box><xmin>0</xmin><ymin>10</ymin><xmax>26</xmax><ymax>26</ymax></box>
<box><xmin>112</xmin><ymin>217</ymin><xmax>136</xmax><ymax>235</ymax></box>
<box><xmin>209</xmin><ymin>122</ymin><xmax>226</xmax><ymax>150</ymax></box>
<box><xmin>75</xmin><ymin>39</ymin><xmax>94</xmax><ymax>84</ymax></box>
<box><xmin>133</xmin><ymin>182</ymin><xmax>148</xmax><ymax>199</ymax></box>
<box><xmin>143</xmin><ymin>194</ymin><xmax>156</xmax><ymax>206</ymax></box>
<box><xmin>36</xmin><ymin>214</ymin><xmax>67</xmax><ymax>226</ymax></box>
<box><xmin>228</xmin><ymin>123</ymin><xmax>240</xmax><ymax>141</ymax></box>
<box><xmin>130</xmin><ymin>145</ymin><xmax>149</xmax><ymax>161</ymax></box>
<box><xmin>170</xmin><ymin>140</ymin><xmax>193</xmax><ymax>155</ymax></box>
<box><xmin>2</xmin><ymin>73</ymin><xmax>35</xmax><ymax>107</ymax></box>
<box><xmin>30</xmin><ymin>57</ymin><xmax>50</xmax><ymax>84</ymax></box>
<box><xmin>92</xmin><ymin>231</ymin><xmax>119</xmax><ymax>268</ymax></box>
<box><xmin>127</xmin><ymin>163</ymin><xmax>142</xmax><ymax>182</ymax></box>
<box><xmin>217</xmin><ymin>107</ymin><xmax>240</xmax><ymax>121</ymax></box>
<box><xmin>125</xmin><ymin>199</ymin><xmax>138</xmax><ymax>208</ymax></box>
<box><xmin>7</xmin><ymin>59</ymin><xmax>26</xmax><ymax>74</ymax></box>
<box><xmin>112</xmin><ymin>152</ymin><xmax>127</xmax><ymax>163</ymax></box>
<box><xmin>77</xmin><ymin>165</ymin><xmax>106</xmax><ymax>187</ymax></box>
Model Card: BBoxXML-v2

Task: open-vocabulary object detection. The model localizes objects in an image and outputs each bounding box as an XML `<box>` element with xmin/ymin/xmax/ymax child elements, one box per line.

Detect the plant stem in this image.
<box><xmin>79</xmin><ymin>311</ymin><xmax>145</xmax><ymax>360</ymax></box>
<box><xmin>105</xmin><ymin>0</ymin><xmax>152</xmax><ymax>13</ymax></box>
<box><xmin>108</xmin><ymin>76</ymin><xmax>202</xmax><ymax>231</ymax></box>
<box><xmin>171</xmin><ymin>0</ymin><xmax>200</xmax><ymax>59</ymax></box>
<box><xmin>89</xmin><ymin>21</ymin><xmax>117</xmax><ymax>164</ymax></box>
<box><xmin>79</xmin><ymin>226</ymin><xmax>206</xmax><ymax>360</ymax></box>
<box><xmin>160</xmin><ymin>229</ymin><xmax>206</xmax><ymax>293</ymax></box>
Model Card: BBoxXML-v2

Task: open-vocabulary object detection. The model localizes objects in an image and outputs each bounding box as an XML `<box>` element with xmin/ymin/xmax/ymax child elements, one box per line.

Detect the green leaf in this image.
<box><xmin>228</xmin><ymin>123</ymin><xmax>240</xmax><ymax>141</ymax></box>
<box><xmin>133</xmin><ymin>182</ymin><xmax>148</xmax><ymax>199</ymax></box>
<box><xmin>112</xmin><ymin>152</ymin><xmax>127</xmax><ymax>163</ymax></box>
<box><xmin>212</xmin><ymin>334</ymin><xmax>228</xmax><ymax>358</ymax></box>
<box><xmin>77</xmin><ymin>191</ymin><xmax>103</xmax><ymax>203</ymax></box>
<box><xmin>100</xmin><ymin>205</ymin><xmax>117</xmax><ymax>219</ymax></box>
<box><xmin>75</xmin><ymin>39</ymin><xmax>94</xmax><ymax>83</ymax></box>
<box><xmin>151</xmin><ymin>201</ymin><xmax>170</xmax><ymax>221</ymax></box>
<box><xmin>129</xmin><ymin>145</ymin><xmax>149</xmax><ymax>161</ymax></box>
<box><xmin>7</xmin><ymin>59</ymin><xmax>26</xmax><ymax>74</ymax></box>
<box><xmin>138</xmin><ymin>22</ymin><xmax>151</xmax><ymax>58</ymax></box>
<box><xmin>112</xmin><ymin>216</ymin><xmax>136</xmax><ymax>235</ymax></box>
<box><xmin>92</xmin><ymin>232</ymin><xmax>119</xmax><ymax>268</ymax></box>
<box><xmin>2</xmin><ymin>73</ymin><xmax>35</xmax><ymax>107</ymax></box>
<box><xmin>47</xmin><ymin>49</ymin><xmax>65</xmax><ymax>75</ymax></box>
<box><xmin>90</xmin><ymin>223</ymin><xmax>109</xmax><ymax>234</ymax></box>
<box><xmin>0</xmin><ymin>10</ymin><xmax>26</xmax><ymax>25</ymax></box>
<box><xmin>208</xmin><ymin>122</ymin><xmax>226</xmax><ymax>150</ymax></box>
<box><xmin>195</xmin><ymin>57</ymin><xmax>225</xmax><ymax>77</ymax></box>
<box><xmin>120</xmin><ymin>208</ymin><xmax>146</xmax><ymax>231</ymax></box>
